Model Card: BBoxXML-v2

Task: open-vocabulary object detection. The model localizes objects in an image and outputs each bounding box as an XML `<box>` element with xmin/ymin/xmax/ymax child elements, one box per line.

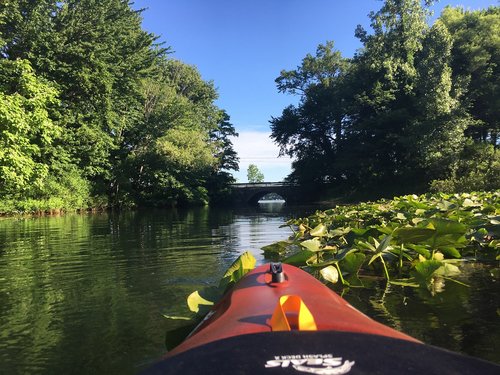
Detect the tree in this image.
<box><xmin>0</xmin><ymin>58</ymin><xmax>90</xmax><ymax>209</ymax></box>
<box><xmin>343</xmin><ymin>0</ymin><xmax>434</xmax><ymax>190</ymax></box>
<box><xmin>426</xmin><ymin>6</ymin><xmax>500</xmax><ymax>192</ymax></box>
<box><xmin>1</xmin><ymin>0</ymin><xmax>160</xmax><ymax>196</ymax></box>
<box><xmin>247</xmin><ymin>164</ymin><xmax>264</xmax><ymax>183</ymax></box>
<box><xmin>118</xmin><ymin>58</ymin><xmax>228</xmax><ymax>206</ymax></box>
<box><xmin>206</xmin><ymin>110</ymin><xmax>240</xmax><ymax>203</ymax></box>
<box><xmin>271</xmin><ymin>0</ymin><xmax>499</xmax><ymax>195</ymax></box>
<box><xmin>440</xmin><ymin>6</ymin><xmax>499</xmax><ymax>147</ymax></box>
<box><xmin>210</xmin><ymin>110</ymin><xmax>239</xmax><ymax>173</ymax></box>
<box><xmin>270</xmin><ymin>42</ymin><xmax>349</xmax><ymax>184</ymax></box>
<box><xmin>0</xmin><ymin>59</ymin><xmax>60</xmax><ymax>195</ymax></box>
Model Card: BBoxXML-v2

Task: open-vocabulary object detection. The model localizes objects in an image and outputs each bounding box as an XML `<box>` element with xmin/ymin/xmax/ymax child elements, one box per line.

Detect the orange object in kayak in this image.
<box><xmin>144</xmin><ymin>263</ymin><xmax>500</xmax><ymax>374</ymax></box>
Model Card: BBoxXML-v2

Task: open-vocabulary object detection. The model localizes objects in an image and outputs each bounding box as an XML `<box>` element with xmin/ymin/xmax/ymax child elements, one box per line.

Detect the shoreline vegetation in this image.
<box><xmin>1</xmin><ymin>2</ymin><xmax>239</xmax><ymax>215</ymax></box>
<box><xmin>1</xmin><ymin>1</ymin><xmax>498</xmax><ymax>215</ymax></box>
<box><xmin>175</xmin><ymin>191</ymin><xmax>499</xmax><ymax>331</ymax></box>
<box><xmin>263</xmin><ymin>191</ymin><xmax>499</xmax><ymax>296</ymax></box>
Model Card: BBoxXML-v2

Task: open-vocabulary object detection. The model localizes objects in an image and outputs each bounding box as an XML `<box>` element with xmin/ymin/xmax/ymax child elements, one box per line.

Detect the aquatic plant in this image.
<box><xmin>263</xmin><ymin>191</ymin><xmax>499</xmax><ymax>295</ymax></box>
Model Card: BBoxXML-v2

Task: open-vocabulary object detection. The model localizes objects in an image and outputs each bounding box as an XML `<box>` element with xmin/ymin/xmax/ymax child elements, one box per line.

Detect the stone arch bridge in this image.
<box><xmin>230</xmin><ymin>182</ymin><xmax>303</xmax><ymax>205</ymax></box>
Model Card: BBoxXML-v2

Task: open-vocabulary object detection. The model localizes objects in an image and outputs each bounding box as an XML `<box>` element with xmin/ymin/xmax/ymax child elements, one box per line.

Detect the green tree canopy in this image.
<box><xmin>118</xmin><ymin>58</ymin><xmax>236</xmax><ymax>206</ymax></box>
<box><xmin>271</xmin><ymin>0</ymin><xmax>499</xmax><ymax>195</ymax></box>
<box><xmin>0</xmin><ymin>1</ymin><xmax>239</xmax><ymax>212</ymax></box>
<box><xmin>247</xmin><ymin>164</ymin><xmax>264</xmax><ymax>183</ymax></box>
<box><xmin>0</xmin><ymin>59</ymin><xmax>60</xmax><ymax>194</ymax></box>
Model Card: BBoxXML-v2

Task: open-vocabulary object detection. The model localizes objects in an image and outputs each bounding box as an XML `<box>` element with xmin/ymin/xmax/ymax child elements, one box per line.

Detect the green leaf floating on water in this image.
<box><xmin>260</xmin><ymin>191</ymin><xmax>499</xmax><ymax>295</ymax></box>
<box><xmin>300</xmin><ymin>237</ymin><xmax>322</xmax><ymax>251</ymax></box>
<box><xmin>187</xmin><ymin>290</ymin><xmax>214</xmax><ymax>313</ymax></box>
<box><xmin>262</xmin><ymin>241</ymin><xmax>290</xmax><ymax>255</ymax></box>
<box><xmin>310</xmin><ymin>224</ymin><xmax>328</xmax><ymax>237</ymax></box>
<box><xmin>341</xmin><ymin>252</ymin><xmax>366</xmax><ymax>275</ymax></box>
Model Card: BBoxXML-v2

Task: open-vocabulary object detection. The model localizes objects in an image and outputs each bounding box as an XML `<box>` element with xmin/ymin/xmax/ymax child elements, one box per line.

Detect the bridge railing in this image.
<box><xmin>231</xmin><ymin>182</ymin><xmax>298</xmax><ymax>188</ymax></box>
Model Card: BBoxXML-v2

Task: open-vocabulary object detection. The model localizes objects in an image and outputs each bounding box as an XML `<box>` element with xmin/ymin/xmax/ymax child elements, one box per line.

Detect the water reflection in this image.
<box><xmin>0</xmin><ymin>208</ymin><xmax>292</xmax><ymax>374</ymax></box>
<box><xmin>258</xmin><ymin>200</ymin><xmax>286</xmax><ymax>213</ymax></box>
<box><xmin>0</xmin><ymin>208</ymin><xmax>498</xmax><ymax>374</ymax></box>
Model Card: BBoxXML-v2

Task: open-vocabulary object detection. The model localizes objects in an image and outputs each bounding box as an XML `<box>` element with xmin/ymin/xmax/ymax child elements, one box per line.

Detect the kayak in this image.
<box><xmin>144</xmin><ymin>263</ymin><xmax>500</xmax><ymax>374</ymax></box>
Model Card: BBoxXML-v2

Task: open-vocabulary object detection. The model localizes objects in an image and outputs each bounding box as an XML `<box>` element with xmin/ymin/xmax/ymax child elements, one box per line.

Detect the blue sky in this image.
<box><xmin>135</xmin><ymin>0</ymin><xmax>496</xmax><ymax>182</ymax></box>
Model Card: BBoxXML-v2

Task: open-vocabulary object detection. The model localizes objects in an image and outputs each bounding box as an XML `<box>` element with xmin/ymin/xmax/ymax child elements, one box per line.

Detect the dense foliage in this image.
<box><xmin>271</xmin><ymin>1</ymin><xmax>499</xmax><ymax>196</ymax></box>
<box><xmin>0</xmin><ymin>0</ymin><xmax>238</xmax><ymax>213</ymax></box>
<box><xmin>264</xmin><ymin>191</ymin><xmax>499</xmax><ymax>295</ymax></box>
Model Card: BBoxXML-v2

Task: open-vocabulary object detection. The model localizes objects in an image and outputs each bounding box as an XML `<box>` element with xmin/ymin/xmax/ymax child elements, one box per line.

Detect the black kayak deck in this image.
<box><xmin>143</xmin><ymin>330</ymin><xmax>500</xmax><ymax>374</ymax></box>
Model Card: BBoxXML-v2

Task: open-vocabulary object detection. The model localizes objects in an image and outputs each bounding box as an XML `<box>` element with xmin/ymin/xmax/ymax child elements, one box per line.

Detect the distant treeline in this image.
<box><xmin>0</xmin><ymin>0</ymin><xmax>239</xmax><ymax>213</ymax></box>
<box><xmin>271</xmin><ymin>1</ymin><xmax>499</xmax><ymax>198</ymax></box>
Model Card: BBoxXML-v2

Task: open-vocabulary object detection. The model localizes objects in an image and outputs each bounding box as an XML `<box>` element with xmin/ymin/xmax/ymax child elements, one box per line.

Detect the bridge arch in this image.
<box><xmin>231</xmin><ymin>183</ymin><xmax>300</xmax><ymax>205</ymax></box>
<box><xmin>247</xmin><ymin>190</ymin><xmax>286</xmax><ymax>205</ymax></box>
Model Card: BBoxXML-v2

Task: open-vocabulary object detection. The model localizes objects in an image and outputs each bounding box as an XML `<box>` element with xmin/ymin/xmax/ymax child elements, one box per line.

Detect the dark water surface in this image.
<box><xmin>1</xmin><ymin>204</ymin><xmax>498</xmax><ymax>374</ymax></box>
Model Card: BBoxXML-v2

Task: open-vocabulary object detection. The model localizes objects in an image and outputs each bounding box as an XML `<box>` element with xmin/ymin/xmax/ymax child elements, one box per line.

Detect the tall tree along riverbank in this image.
<box><xmin>0</xmin><ymin>0</ymin><xmax>238</xmax><ymax>213</ymax></box>
<box><xmin>271</xmin><ymin>1</ymin><xmax>499</xmax><ymax>198</ymax></box>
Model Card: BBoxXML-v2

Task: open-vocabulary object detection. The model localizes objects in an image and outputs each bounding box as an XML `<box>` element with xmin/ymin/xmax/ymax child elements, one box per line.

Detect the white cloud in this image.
<box><xmin>230</xmin><ymin>131</ymin><xmax>293</xmax><ymax>182</ymax></box>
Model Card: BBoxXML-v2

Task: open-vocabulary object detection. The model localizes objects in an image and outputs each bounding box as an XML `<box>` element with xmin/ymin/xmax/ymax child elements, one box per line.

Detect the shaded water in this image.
<box><xmin>0</xmin><ymin>204</ymin><xmax>498</xmax><ymax>374</ymax></box>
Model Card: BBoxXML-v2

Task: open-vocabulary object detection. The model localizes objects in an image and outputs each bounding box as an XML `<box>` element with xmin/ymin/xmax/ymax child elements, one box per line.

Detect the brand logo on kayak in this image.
<box><xmin>265</xmin><ymin>354</ymin><xmax>355</xmax><ymax>374</ymax></box>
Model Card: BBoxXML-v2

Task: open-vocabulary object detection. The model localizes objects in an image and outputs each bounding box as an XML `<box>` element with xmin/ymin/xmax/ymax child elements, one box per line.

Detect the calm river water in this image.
<box><xmin>1</xmin><ymin>203</ymin><xmax>499</xmax><ymax>374</ymax></box>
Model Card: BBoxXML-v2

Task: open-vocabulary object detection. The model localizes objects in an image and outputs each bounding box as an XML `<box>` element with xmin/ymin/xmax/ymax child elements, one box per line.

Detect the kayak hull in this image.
<box><xmin>168</xmin><ymin>263</ymin><xmax>417</xmax><ymax>356</ymax></box>
<box><xmin>143</xmin><ymin>263</ymin><xmax>500</xmax><ymax>374</ymax></box>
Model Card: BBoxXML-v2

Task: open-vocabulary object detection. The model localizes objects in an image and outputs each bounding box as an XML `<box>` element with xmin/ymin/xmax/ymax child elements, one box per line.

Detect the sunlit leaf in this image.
<box><xmin>356</xmin><ymin>240</ymin><xmax>376</xmax><ymax>251</ymax></box>
<box><xmin>462</xmin><ymin>198</ymin><xmax>481</xmax><ymax>208</ymax></box>
<box><xmin>435</xmin><ymin>263</ymin><xmax>461</xmax><ymax>277</ymax></box>
<box><xmin>162</xmin><ymin>314</ymin><xmax>193</xmax><ymax>321</ymax></box>
<box><xmin>425</xmin><ymin>218</ymin><xmax>467</xmax><ymax>235</ymax></box>
<box><xmin>187</xmin><ymin>290</ymin><xmax>214</xmax><ymax>313</ymax></box>
<box><xmin>322</xmin><ymin>245</ymin><xmax>337</xmax><ymax>251</ymax></box>
<box><xmin>310</xmin><ymin>224</ymin><xmax>328</xmax><ymax>237</ymax></box>
<box><xmin>330</xmin><ymin>227</ymin><xmax>351</xmax><ymax>237</ymax></box>
<box><xmin>320</xmin><ymin>266</ymin><xmax>339</xmax><ymax>284</ymax></box>
<box><xmin>406</xmin><ymin>244</ymin><xmax>431</xmax><ymax>258</ymax></box>
<box><xmin>376</xmin><ymin>235</ymin><xmax>392</xmax><ymax>253</ymax></box>
<box><xmin>433</xmin><ymin>251</ymin><xmax>444</xmax><ymax>261</ymax></box>
<box><xmin>377</xmin><ymin>226</ymin><xmax>394</xmax><ymax>235</ymax></box>
<box><xmin>390</xmin><ymin>279</ymin><xmax>419</xmax><ymax>287</ymax></box>
<box><xmin>220</xmin><ymin>251</ymin><xmax>256</xmax><ymax>290</ymax></box>
<box><xmin>351</xmin><ymin>228</ymin><xmax>370</xmax><ymax>236</ymax></box>
<box><xmin>300</xmin><ymin>237</ymin><xmax>322</xmax><ymax>251</ymax></box>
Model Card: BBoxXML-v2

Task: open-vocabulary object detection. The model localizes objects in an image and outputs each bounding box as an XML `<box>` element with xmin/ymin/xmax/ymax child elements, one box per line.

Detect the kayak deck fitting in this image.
<box><xmin>144</xmin><ymin>263</ymin><xmax>500</xmax><ymax>374</ymax></box>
